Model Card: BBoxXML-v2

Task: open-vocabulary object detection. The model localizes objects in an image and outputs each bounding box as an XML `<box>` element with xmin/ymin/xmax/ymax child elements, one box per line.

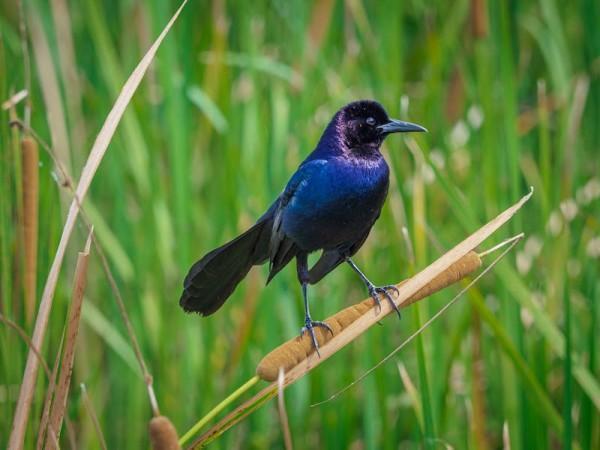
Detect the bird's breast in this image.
<box><xmin>282</xmin><ymin>156</ymin><xmax>389</xmax><ymax>251</ymax></box>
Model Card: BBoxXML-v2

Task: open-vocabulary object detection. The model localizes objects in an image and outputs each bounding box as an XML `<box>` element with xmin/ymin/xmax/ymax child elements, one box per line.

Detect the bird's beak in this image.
<box><xmin>378</xmin><ymin>119</ymin><xmax>427</xmax><ymax>135</ymax></box>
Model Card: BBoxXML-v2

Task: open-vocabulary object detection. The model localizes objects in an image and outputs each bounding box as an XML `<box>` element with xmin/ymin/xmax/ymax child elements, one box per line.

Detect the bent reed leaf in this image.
<box><xmin>45</xmin><ymin>229</ymin><xmax>93</xmax><ymax>449</ymax></box>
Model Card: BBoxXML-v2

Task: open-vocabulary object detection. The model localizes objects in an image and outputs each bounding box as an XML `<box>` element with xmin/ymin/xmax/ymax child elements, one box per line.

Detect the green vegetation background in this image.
<box><xmin>1</xmin><ymin>0</ymin><xmax>598</xmax><ymax>448</ymax></box>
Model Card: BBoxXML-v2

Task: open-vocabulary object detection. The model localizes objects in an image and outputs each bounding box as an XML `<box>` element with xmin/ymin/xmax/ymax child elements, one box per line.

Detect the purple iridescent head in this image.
<box><xmin>336</xmin><ymin>100</ymin><xmax>426</xmax><ymax>149</ymax></box>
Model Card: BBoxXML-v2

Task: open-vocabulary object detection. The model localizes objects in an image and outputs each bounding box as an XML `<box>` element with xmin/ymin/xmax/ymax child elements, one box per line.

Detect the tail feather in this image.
<box><xmin>180</xmin><ymin>218</ymin><xmax>272</xmax><ymax>315</ymax></box>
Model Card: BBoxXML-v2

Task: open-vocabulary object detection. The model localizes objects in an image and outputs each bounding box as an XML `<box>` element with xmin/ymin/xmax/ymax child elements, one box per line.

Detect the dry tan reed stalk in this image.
<box><xmin>45</xmin><ymin>230</ymin><xmax>93</xmax><ymax>449</ymax></box>
<box><xmin>21</xmin><ymin>136</ymin><xmax>39</xmax><ymax>325</ymax></box>
<box><xmin>471</xmin><ymin>311</ymin><xmax>489</xmax><ymax>450</ymax></box>
<box><xmin>18</xmin><ymin>0</ymin><xmax>31</xmax><ymax>126</ymax></box>
<box><xmin>305</xmin><ymin>0</ymin><xmax>335</xmax><ymax>65</ymax></box>
<box><xmin>8</xmin><ymin>3</ymin><xmax>188</xmax><ymax>448</ymax></box>
<box><xmin>189</xmin><ymin>191</ymin><xmax>532</xmax><ymax>448</ymax></box>
<box><xmin>257</xmin><ymin>251</ymin><xmax>482</xmax><ymax>381</ymax></box>
<box><xmin>277</xmin><ymin>369</ymin><xmax>293</xmax><ymax>450</ymax></box>
<box><xmin>149</xmin><ymin>416</ymin><xmax>181</xmax><ymax>450</ymax></box>
<box><xmin>50</xmin><ymin>0</ymin><xmax>88</xmax><ymax>154</ymax></box>
<box><xmin>28</xmin><ymin>7</ymin><xmax>72</xmax><ymax>174</ymax></box>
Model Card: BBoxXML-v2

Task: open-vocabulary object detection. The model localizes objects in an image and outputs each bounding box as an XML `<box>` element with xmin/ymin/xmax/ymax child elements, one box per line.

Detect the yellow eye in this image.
<box><xmin>366</xmin><ymin>117</ymin><xmax>376</xmax><ymax>126</ymax></box>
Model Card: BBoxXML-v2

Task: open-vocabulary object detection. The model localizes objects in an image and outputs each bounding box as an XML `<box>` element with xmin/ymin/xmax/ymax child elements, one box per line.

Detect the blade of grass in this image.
<box><xmin>0</xmin><ymin>314</ymin><xmax>51</xmax><ymax>380</ymax></box>
<box><xmin>28</xmin><ymin>6</ymin><xmax>72</xmax><ymax>175</ymax></box>
<box><xmin>178</xmin><ymin>376</ymin><xmax>260</xmax><ymax>446</ymax></box>
<box><xmin>408</xmin><ymin>137</ymin><xmax>436</xmax><ymax>448</ymax></box>
<box><xmin>80</xmin><ymin>384</ymin><xmax>107</xmax><ymax>450</ymax></box>
<box><xmin>427</xmin><ymin>155</ymin><xmax>600</xmax><ymax>410</ymax></box>
<box><xmin>49</xmin><ymin>0</ymin><xmax>88</xmax><ymax>160</ymax></box>
<box><xmin>468</xmin><ymin>292</ymin><xmax>563</xmax><ymax>433</ymax></box>
<box><xmin>563</xmin><ymin>282</ymin><xmax>573</xmax><ymax>450</ymax></box>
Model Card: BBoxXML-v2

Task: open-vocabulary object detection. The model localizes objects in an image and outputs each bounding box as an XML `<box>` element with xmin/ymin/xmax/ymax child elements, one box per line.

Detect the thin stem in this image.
<box><xmin>478</xmin><ymin>232</ymin><xmax>525</xmax><ymax>258</ymax></box>
<box><xmin>179</xmin><ymin>375</ymin><xmax>260</xmax><ymax>446</ymax></box>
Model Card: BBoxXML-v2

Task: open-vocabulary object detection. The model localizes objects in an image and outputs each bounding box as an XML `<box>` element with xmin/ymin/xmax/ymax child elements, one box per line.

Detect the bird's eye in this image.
<box><xmin>366</xmin><ymin>117</ymin><xmax>376</xmax><ymax>126</ymax></box>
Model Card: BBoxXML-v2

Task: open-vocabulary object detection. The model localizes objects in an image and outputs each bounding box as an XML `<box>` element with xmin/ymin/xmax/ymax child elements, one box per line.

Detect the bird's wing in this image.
<box><xmin>307</xmin><ymin>227</ymin><xmax>371</xmax><ymax>284</ymax></box>
<box><xmin>267</xmin><ymin>159</ymin><xmax>328</xmax><ymax>282</ymax></box>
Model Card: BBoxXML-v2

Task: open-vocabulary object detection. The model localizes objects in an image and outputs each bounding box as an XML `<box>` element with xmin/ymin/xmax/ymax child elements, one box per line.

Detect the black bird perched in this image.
<box><xmin>180</xmin><ymin>100</ymin><xmax>426</xmax><ymax>352</ymax></box>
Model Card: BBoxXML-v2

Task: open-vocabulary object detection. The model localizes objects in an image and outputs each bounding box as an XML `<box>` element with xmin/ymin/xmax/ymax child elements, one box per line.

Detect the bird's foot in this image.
<box><xmin>368</xmin><ymin>284</ymin><xmax>401</xmax><ymax>319</ymax></box>
<box><xmin>300</xmin><ymin>318</ymin><xmax>333</xmax><ymax>357</ymax></box>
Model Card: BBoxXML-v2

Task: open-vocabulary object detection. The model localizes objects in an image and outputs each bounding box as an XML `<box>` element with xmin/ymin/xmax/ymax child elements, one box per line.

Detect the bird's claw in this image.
<box><xmin>368</xmin><ymin>284</ymin><xmax>401</xmax><ymax>319</ymax></box>
<box><xmin>300</xmin><ymin>318</ymin><xmax>333</xmax><ymax>357</ymax></box>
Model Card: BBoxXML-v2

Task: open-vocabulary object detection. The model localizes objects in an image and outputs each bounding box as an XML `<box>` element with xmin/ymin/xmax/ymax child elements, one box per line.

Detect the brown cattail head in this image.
<box><xmin>149</xmin><ymin>416</ymin><xmax>180</xmax><ymax>450</ymax></box>
<box><xmin>470</xmin><ymin>0</ymin><xmax>488</xmax><ymax>39</ymax></box>
<box><xmin>445</xmin><ymin>66</ymin><xmax>465</xmax><ymax>123</ymax></box>
<box><xmin>257</xmin><ymin>251</ymin><xmax>482</xmax><ymax>381</ymax></box>
<box><xmin>21</xmin><ymin>136</ymin><xmax>39</xmax><ymax>325</ymax></box>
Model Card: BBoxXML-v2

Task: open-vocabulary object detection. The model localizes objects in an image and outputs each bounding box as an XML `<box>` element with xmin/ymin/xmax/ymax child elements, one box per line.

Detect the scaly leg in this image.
<box><xmin>297</xmin><ymin>253</ymin><xmax>333</xmax><ymax>356</ymax></box>
<box><xmin>346</xmin><ymin>258</ymin><xmax>401</xmax><ymax>319</ymax></box>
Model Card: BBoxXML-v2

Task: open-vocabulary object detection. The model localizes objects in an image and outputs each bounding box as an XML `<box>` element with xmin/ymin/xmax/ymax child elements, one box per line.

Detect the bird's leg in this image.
<box><xmin>297</xmin><ymin>253</ymin><xmax>333</xmax><ymax>356</ymax></box>
<box><xmin>346</xmin><ymin>258</ymin><xmax>401</xmax><ymax>319</ymax></box>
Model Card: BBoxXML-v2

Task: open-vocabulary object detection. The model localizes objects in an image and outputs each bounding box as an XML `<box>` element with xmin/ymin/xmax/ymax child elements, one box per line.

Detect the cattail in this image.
<box><xmin>149</xmin><ymin>416</ymin><xmax>181</xmax><ymax>450</ymax></box>
<box><xmin>257</xmin><ymin>251</ymin><xmax>482</xmax><ymax>381</ymax></box>
<box><xmin>445</xmin><ymin>67</ymin><xmax>465</xmax><ymax>123</ymax></box>
<box><xmin>470</xmin><ymin>0</ymin><xmax>488</xmax><ymax>39</ymax></box>
<box><xmin>21</xmin><ymin>136</ymin><xmax>39</xmax><ymax>325</ymax></box>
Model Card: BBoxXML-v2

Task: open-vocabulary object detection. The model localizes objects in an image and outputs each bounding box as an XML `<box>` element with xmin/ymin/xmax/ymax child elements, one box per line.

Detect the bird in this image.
<box><xmin>180</xmin><ymin>100</ymin><xmax>426</xmax><ymax>353</ymax></box>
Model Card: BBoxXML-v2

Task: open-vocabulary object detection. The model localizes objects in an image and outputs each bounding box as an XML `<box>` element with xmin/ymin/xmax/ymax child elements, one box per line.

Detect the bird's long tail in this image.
<box><xmin>180</xmin><ymin>218</ymin><xmax>272</xmax><ymax>315</ymax></box>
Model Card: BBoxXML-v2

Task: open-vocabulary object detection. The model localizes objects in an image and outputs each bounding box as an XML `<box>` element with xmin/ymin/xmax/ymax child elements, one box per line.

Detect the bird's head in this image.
<box><xmin>336</xmin><ymin>100</ymin><xmax>426</xmax><ymax>151</ymax></box>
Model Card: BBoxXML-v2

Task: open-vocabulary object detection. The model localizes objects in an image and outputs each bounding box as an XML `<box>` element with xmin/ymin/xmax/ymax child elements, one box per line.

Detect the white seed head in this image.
<box><xmin>567</xmin><ymin>259</ymin><xmax>581</xmax><ymax>278</ymax></box>
<box><xmin>516</xmin><ymin>251</ymin><xmax>532</xmax><ymax>275</ymax></box>
<box><xmin>520</xmin><ymin>307</ymin><xmax>534</xmax><ymax>328</ymax></box>
<box><xmin>546</xmin><ymin>211</ymin><xmax>563</xmax><ymax>236</ymax></box>
<box><xmin>429</xmin><ymin>149</ymin><xmax>446</xmax><ymax>169</ymax></box>
<box><xmin>450</xmin><ymin>148</ymin><xmax>471</xmax><ymax>176</ymax></box>
<box><xmin>422</xmin><ymin>163</ymin><xmax>435</xmax><ymax>184</ymax></box>
<box><xmin>467</xmin><ymin>105</ymin><xmax>484</xmax><ymax>129</ymax></box>
<box><xmin>524</xmin><ymin>235</ymin><xmax>543</xmax><ymax>257</ymax></box>
<box><xmin>586</xmin><ymin>236</ymin><xmax>600</xmax><ymax>258</ymax></box>
<box><xmin>560</xmin><ymin>199</ymin><xmax>578</xmax><ymax>221</ymax></box>
<box><xmin>449</xmin><ymin>120</ymin><xmax>470</xmax><ymax>148</ymax></box>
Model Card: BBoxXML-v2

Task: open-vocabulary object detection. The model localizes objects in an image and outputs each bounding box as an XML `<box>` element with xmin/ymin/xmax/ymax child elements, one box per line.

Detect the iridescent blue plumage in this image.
<box><xmin>181</xmin><ymin>100</ymin><xmax>426</xmax><ymax>353</ymax></box>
